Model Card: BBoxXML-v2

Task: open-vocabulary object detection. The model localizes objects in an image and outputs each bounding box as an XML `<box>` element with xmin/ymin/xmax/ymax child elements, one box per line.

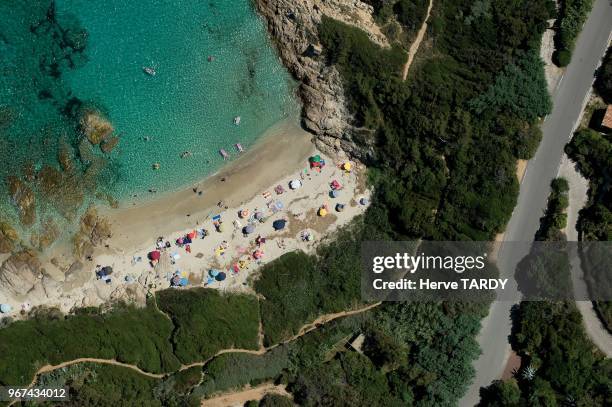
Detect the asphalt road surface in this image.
<box><xmin>459</xmin><ymin>1</ymin><xmax>612</xmax><ymax>405</ymax></box>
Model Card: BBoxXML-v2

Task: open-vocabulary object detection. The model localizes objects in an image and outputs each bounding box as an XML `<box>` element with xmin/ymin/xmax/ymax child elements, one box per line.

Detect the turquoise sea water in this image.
<box><xmin>0</xmin><ymin>0</ymin><xmax>297</xmax><ymax>234</ymax></box>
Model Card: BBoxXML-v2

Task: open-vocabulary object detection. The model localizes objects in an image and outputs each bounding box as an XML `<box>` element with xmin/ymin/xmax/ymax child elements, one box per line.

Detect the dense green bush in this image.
<box><xmin>36</xmin><ymin>363</ymin><xmax>200</xmax><ymax>407</ymax></box>
<box><xmin>512</xmin><ymin>302</ymin><xmax>610</xmax><ymax>403</ymax></box>
<box><xmin>553</xmin><ymin>48</ymin><xmax>572</xmax><ymax>67</ymax></box>
<box><xmin>394</xmin><ymin>0</ymin><xmax>429</xmax><ymax>37</ymax></box>
<box><xmin>0</xmin><ymin>302</ymin><xmax>180</xmax><ymax>386</ymax></box>
<box><xmin>195</xmin><ymin>346</ymin><xmax>290</xmax><ymax>397</ymax></box>
<box><xmin>534</xmin><ymin>178</ymin><xmax>570</xmax><ymax>241</ymax></box>
<box><xmin>594</xmin><ymin>46</ymin><xmax>612</xmax><ymax>103</ymax></box>
<box><xmin>60</xmin><ymin>364</ymin><xmax>162</xmax><ymax>407</ymax></box>
<box><xmin>481</xmin><ymin>302</ymin><xmax>611</xmax><ymax>405</ymax></box>
<box><xmin>156</xmin><ymin>288</ymin><xmax>260</xmax><ymax>363</ymax></box>
<box><xmin>565</xmin><ymin>129</ymin><xmax>611</xmax><ymax>242</ymax></box>
<box><xmin>554</xmin><ymin>0</ymin><xmax>594</xmax><ymax>66</ymax></box>
<box><xmin>290</xmin><ymin>352</ymin><xmax>404</xmax><ymax>406</ymax></box>
<box><xmin>258</xmin><ymin>394</ymin><xmax>294</xmax><ymax>407</ymax></box>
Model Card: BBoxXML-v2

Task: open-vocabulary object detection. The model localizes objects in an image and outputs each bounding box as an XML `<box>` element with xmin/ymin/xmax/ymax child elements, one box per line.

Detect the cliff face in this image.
<box><xmin>254</xmin><ymin>0</ymin><xmax>381</xmax><ymax>161</ymax></box>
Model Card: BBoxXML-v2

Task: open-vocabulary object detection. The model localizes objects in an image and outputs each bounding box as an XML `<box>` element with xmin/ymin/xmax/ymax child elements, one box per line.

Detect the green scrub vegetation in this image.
<box><xmin>479</xmin><ymin>302</ymin><xmax>611</xmax><ymax>406</ymax></box>
<box><xmin>35</xmin><ymin>363</ymin><xmax>201</xmax><ymax>407</ymax></box>
<box><xmin>195</xmin><ymin>302</ymin><xmax>485</xmax><ymax>405</ymax></box>
<box><xmin>0</xmin><ymin>288</ymin><xmax>261</xmax><ymax>387</ymax></box>
<box><xmin>156</xmin><ymin>288</ymin><xmax>261</xmax><ymax>363</ymax></box>
<box><xmin>553</xmin><ymin>0</ymin><xmax>594</xmax><ymax>66</ymax></box>
<box><xmin>0</xmin><ymin>301</ymin><xmax>180</xmax><ymax>387</ymax></box>
<box><xmin>594</xmin><ymin>46</ymin><xmax>612</xmax><ymax>103</ymax></box>
<box><xmin>320</xmin><ymin>0</ymin><xmax>553</xmax><ymax>241</ymax></box>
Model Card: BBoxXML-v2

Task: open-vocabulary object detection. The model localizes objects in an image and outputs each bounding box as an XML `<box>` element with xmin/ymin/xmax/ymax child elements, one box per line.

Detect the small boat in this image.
<box><xmin>234</xmin><ymin>143</ymin><xmax>244</xmax><ymax>153</ymax></box>
<box><xmin>219</xmin><ymin>149</ymin><xmax>229</xmax><ymax>160</ymax></box>
<box><xmin>233</xmin><ymin>116</ymin><xmax>241</xmax><ymax>125</ymax></box>
<box><xmin>143</xmin><ymin>66</ymin><xmax>156</xmax><ymax>76</ymax></box>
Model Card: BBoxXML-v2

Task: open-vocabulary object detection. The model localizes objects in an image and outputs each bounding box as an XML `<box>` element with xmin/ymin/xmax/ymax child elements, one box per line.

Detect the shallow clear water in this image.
<box><xmin>0</xmin><ymin>0</ymin><xmax>297</xmax><ymax>232</ymax></box>
<box><xmin>56</xmin><ymin>0</ymin><xmax>298</xmax><ymax>198</ymax></box>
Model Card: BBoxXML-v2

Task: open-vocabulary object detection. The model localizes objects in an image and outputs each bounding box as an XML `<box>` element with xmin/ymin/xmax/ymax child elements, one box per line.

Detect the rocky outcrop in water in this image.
<box><xmin>7</xmin><ymin>176</ymin><xmax>36</xmax><ymax>227</ymax></box>
<box><xmin>0</xmin><ymin>222</ymin><xmax>19</xmax><ymax>253</ymax></box>
<box><xmin>100</xmin><ymin>136</ymin><xmax>120</xmax><ymax>153</ymax></box>
<box><xmin>73</xmin><ymin>206</ymin><xmax>112</xmax><ymax>259</ymax></box>
<box><xmin>80</xmin><ymin>110</ymin><xmax>114</xmax><ymax>145</ymax></box>
<box><xmin>254</xmin><ymin>0</ymin><xmax>381</xmax><ymax>161</ymax></box>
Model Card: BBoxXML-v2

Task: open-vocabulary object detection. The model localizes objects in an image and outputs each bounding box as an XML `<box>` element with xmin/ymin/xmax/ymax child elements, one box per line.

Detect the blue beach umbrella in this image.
<box><xmin>272</xmin><ymin>219</ymin><xmax>286</xmax><ymax>230</ymax></box>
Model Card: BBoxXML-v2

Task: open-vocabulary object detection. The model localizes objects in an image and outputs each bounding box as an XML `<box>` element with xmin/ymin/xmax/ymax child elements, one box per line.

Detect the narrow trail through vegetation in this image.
<box><xmin>402</xmin><ymin>0</ymin><xmax>434</xmax><ymax>81</ymax></box>
<box><xmin>17</xmin><ymin>301</ymin><xmax>382</xmax><ymax>402</ymax></box>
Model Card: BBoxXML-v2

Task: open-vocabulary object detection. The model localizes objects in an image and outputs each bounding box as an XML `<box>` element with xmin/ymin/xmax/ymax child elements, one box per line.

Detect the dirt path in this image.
<box><xmin>34</xmin><ymin>358</ymin><xmax>166</xmax><ymax>379</ymax></box>
<box><xmin>201</xmin><ymin>383</ymin><xmax>291</xmax><ymax>407</ymax></box>
<box><xmin>402</xmin><ymin>0</ymin><xmax>434</xmax><ymax>81</ymax></box>
<box><xmin>17</xmin><ymin>301</ymin><xmax>382</xmax><ymax>404</ymax></box>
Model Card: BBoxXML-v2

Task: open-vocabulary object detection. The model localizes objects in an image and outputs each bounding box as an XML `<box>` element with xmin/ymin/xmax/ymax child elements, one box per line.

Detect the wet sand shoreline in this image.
<box><xmin>101</xmin><ymin>119</ymin><xmax>315</xmax><ymax>252</ymax></box>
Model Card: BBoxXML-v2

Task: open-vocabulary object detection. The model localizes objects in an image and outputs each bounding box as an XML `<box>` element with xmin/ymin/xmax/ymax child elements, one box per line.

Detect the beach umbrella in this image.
<box><xmin>215</xmin><ymin>272</ymin><xmax>227</xmax><ymax>281</ymax></box>
<box><xmin>335</xmin><ymin>203</ymin><xmax>345</xmax><ymax>212</ymax></box>
<box><xmin>243</xmin><ymin>224</ymin><xmax>255</xmax><ymax>234</ymax></box>
<box><xmin>318</xmin><ymin>207</ymin><xmax>328</xmax><ymax>217</ymax></box>
<box><xmin>253</xmin><ymin>249</ymin><xmax>264</xmax><ymax>259</ymax></box>
<box><xmin>331</xmin><ymin>180</ymin><xmax>342</xmax><ymax>190</ymax></box>
<box><xmin>254</xmin><ymin>211</ymin><xmax>264</xmax><ymax>220</ymax></box>
<box><xmin>239</xmin><ymin>209</ymin><xmax>250</xmax><ymax>218</ymax></box>
<box><xmin>187</xmin><ymin>230</ymin><xmax>197</xmax><ymax>240</ymax></box>
<box><xmin>342</xmin><ymin>162</ymin><xmax>352</xmax><ymax>171</ymax></box>
<box><xmin>329</xmin><ymin>190</ymin><xmax>339</xmax><ymax>198</ymax></box>
<box><xmin>272</xmin><ymin>219</ymin><xmax>286</xmax><ymax>230</ymax></box>
<box><xmin>309</xmin><ymin>155</ymin><xmax>321</xmax><ymax>163</ymax></box>
<box><xmin>289</xmin><ymin>179</ymin><xmax>302</xmax><ymax>190</ymax></box>
<box><xmin>102</xmin><ymin>266</ymin><xmax>113</xmax><ymax>275</ymax></box>
<box><xmin>209</xmin><ymin>269</ymin><xmax>220</xmax><ymax>277</ymax></box>
<box><xmin>0</xmin><ymin>304</ymin><xmax>12</xmax><ymax>313</ymax></box>
<box><xmin>179</xmin><ymin>278</ymin><xmax>188</xmax><ymax>286</ymax></box>
<box><xmin>359</xmin><ymin>197</ymin><xmax>369</xmax><ymax>206</ymax></box>
<box><xmin>149</xmin><ymin>250</ymin><xmax>161</xmax><ymax>261</ymax></box>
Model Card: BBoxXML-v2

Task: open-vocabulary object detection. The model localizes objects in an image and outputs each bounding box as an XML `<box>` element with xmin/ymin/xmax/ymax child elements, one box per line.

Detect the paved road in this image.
<box><xmin>460</xmin><ymin>1</ymin><xmax>612</xmax><ymax>405</ymax></box>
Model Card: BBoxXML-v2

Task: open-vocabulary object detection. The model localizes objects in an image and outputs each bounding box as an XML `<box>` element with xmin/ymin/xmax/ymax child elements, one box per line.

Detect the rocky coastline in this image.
<box><xmin>254</xmin><ymin>0</ymin><xmax>383</xmax><ymax>162</ymax></box>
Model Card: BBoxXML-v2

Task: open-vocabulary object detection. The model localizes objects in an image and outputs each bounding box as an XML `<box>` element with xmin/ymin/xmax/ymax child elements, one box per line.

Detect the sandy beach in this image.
<box><xmin>0</xmin><ymin>119</ymin><xmax>370</xmax><ymax>316</ymax></box>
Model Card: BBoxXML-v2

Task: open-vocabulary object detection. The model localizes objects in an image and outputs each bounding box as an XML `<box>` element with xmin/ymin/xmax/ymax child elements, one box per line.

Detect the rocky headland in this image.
<box><xmin>254</xmin><ymin>0</ymin><xmax>387</xmax><ymax>162</ymax></box>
